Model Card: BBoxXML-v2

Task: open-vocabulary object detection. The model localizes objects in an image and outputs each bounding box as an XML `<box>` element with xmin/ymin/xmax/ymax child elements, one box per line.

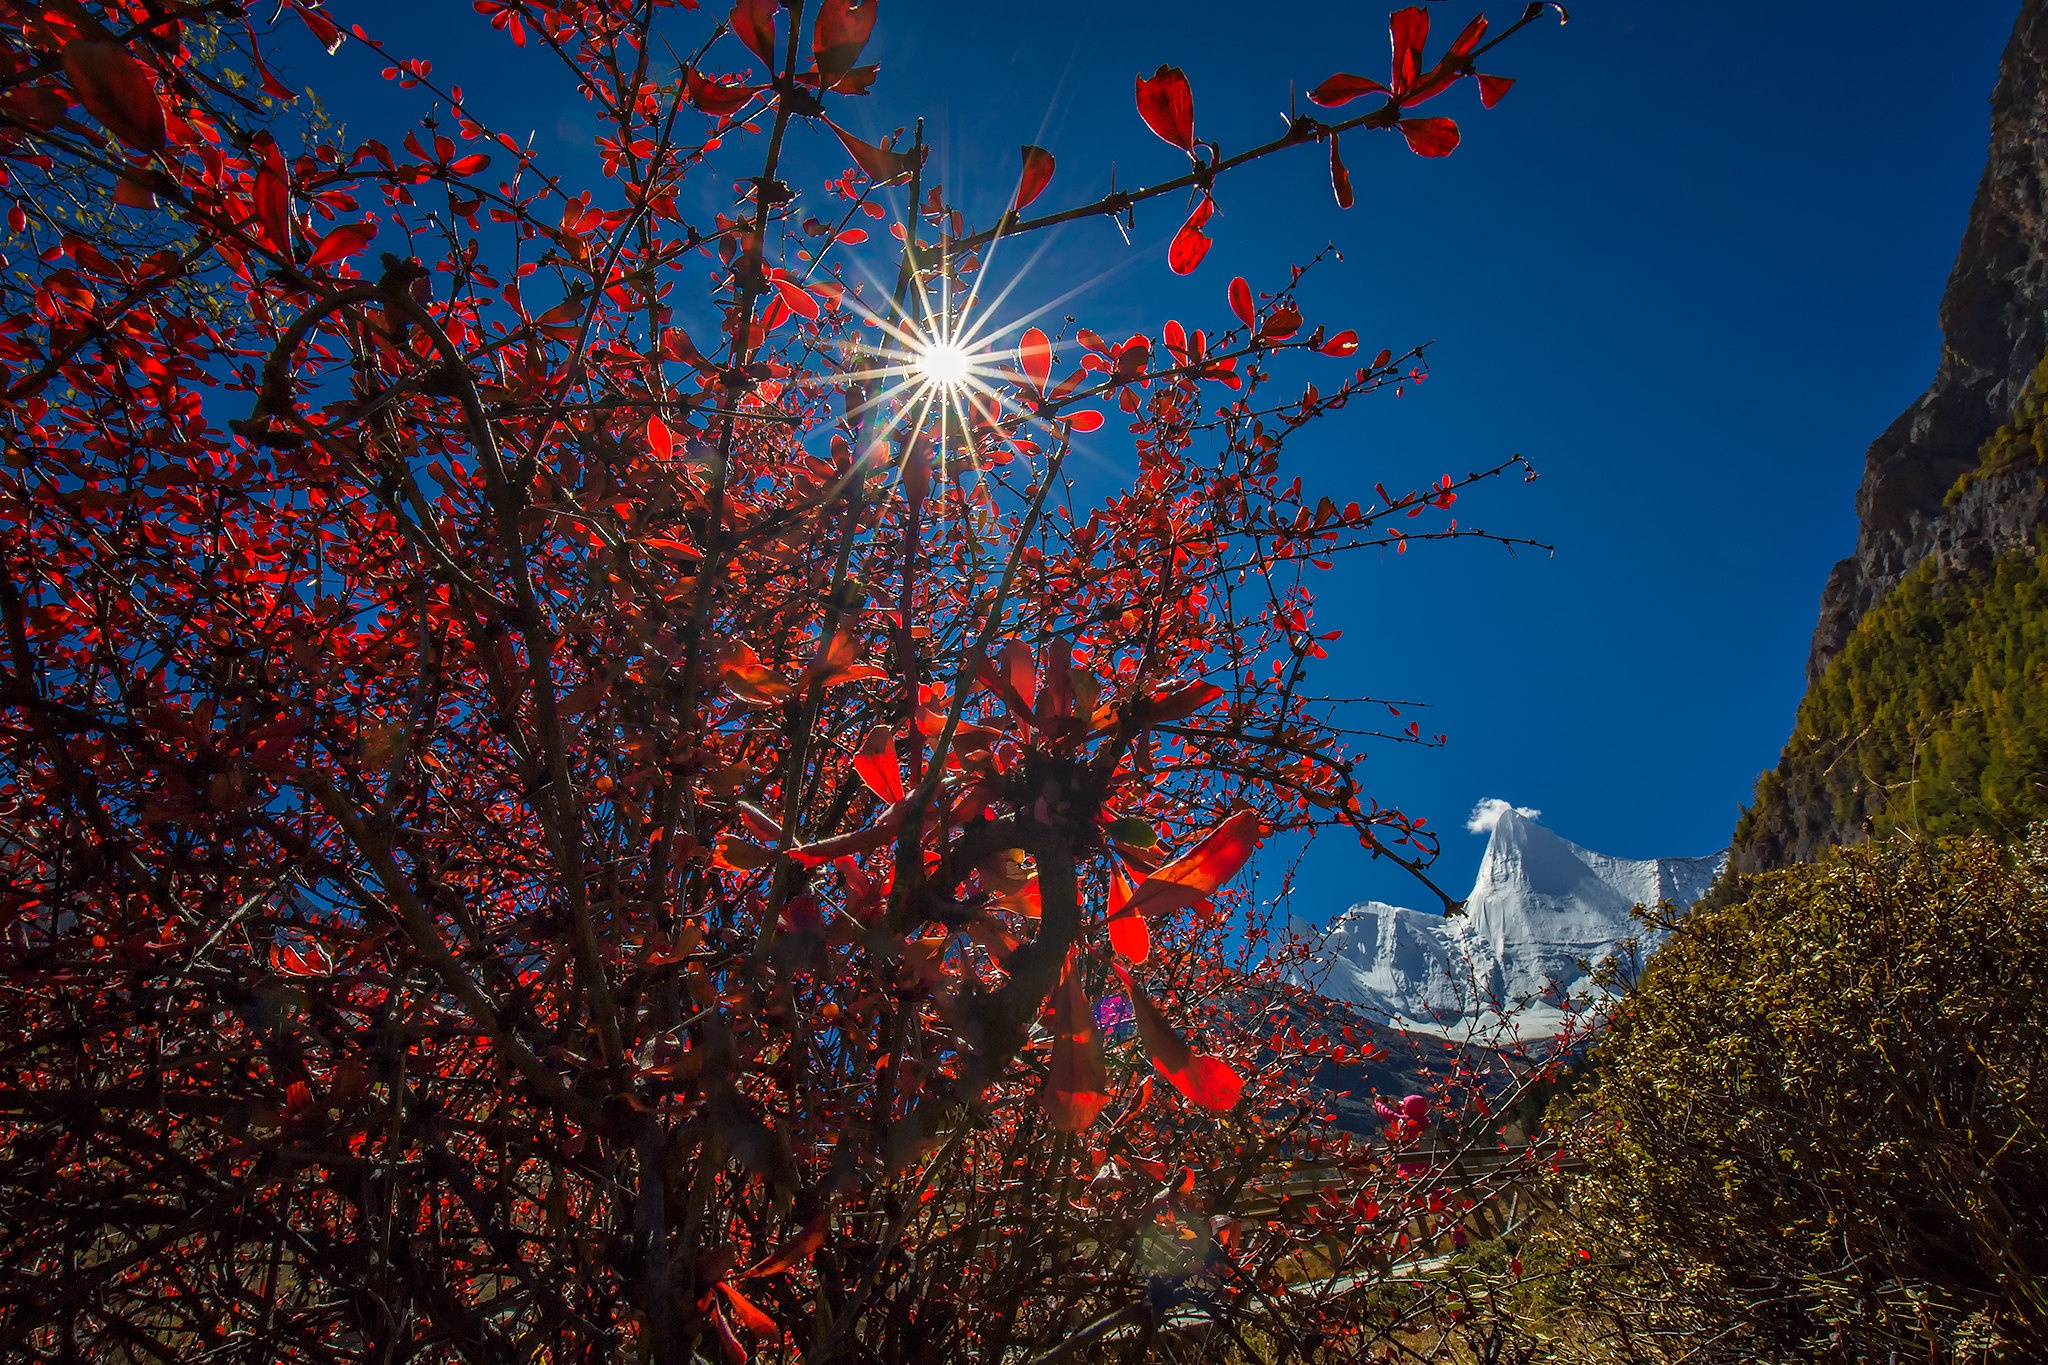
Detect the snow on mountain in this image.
<box><xmin>1302</xmin><ymin>803</ymin><xmax>1726</xmax><ymax>1038</ymax></box>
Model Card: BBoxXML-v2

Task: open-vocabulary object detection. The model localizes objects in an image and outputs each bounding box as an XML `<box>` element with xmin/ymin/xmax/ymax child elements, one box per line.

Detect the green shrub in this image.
<box><xmin>1544</xmin><ymin>833</ymin><xmax>2048</xmax><ymax>1363</ymax></box>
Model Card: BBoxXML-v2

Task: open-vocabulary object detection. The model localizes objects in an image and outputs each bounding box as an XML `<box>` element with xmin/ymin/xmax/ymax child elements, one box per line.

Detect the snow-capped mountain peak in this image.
<box><xmin>1304</xmin><ymin>804</ymin><xmax>1725</xmax><ymax>1038</ymax></box>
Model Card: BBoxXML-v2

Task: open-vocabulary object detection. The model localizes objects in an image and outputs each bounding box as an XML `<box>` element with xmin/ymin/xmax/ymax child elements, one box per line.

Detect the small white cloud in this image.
<box><xmin>1467</xmin><ymin>797</ymin><xmax>1541</xmax><ymax>834</ymax></box>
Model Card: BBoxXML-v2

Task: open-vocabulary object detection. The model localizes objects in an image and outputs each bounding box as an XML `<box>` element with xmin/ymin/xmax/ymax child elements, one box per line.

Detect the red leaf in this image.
<box><xmin>1162</xmin><ymin>319</ymin><xmax>1189</xmax><ymax>365</ymax></box>
<box><xmin>647</xmin><ymin>414</ymin><xmax>674</xmax><ymax>460</ymax></box>
<box><xmin>1118</xmin><ymin>969</ymin><xmax>1244</xmax><ymax>1111</ymax></box>
<box><xmin>853</xmin><ymin>726</ymin><xmax>905</xmax><ymax>804</ymax></box>
<box><xmin>827</xmin><ymin>120</ymin><xmax>926</xmax><ymax>185</ymax></box>
<box><xmin>1400</xmin><ymin>116</ymin><xmax>1460</xmax><ymax>158</ymax></box>
<box><xmin>1478</xmin><ymin>74</ymin><xmax>1516</xmax><ymax>108</ymax></box>
<box><xmin>999</xmin><ymin>640</ymin><xmax>1036</xmax><ymax>709</ymax></box>
<box><xmin>1042</xmin><ymin>951</ymin><xmax>1111</xmax><ymax>1131</ymax></box>
<box><xmin>1105</xmin><ymin>866</ymin><xmax>1149</xmax><ymax>963</ymax></box>
<box><xmin>709</xmin><ymin>1305</ymin><xmax>748</xmax><ymax>1365</ymax></box>
<box><xmin>1017</xmin><ymin>328</ymin><xmax>1052</xmax><ymax>393</ymax></box>
<box><xmin>112</xmin><ymin>174</ymin><xmax>157</xmax><ymax>210</ymax></box>
<box><xmin>1167</xmin><ymin>194</ymin><xmax>1215</xmax><ymax>275</ymax></box>
<box><xmin>244</xmin><ymin>18</ymin><xmax>301</xmax><ymax>98</ymax></box>
<box><xmin>812</xmin><ymin>0</ymin><xmax>877</xmax><ymax>83</ymax></box>
<box><xmin>773</xmin><ymin>277</ymin><xmax>820</xmax><ymax>321</ymax></box>
<box><xmin>1329</xmin><ymin>135</ymin><xmax>1354</xmax><ymax>211</ymax></box>
<box><xmin>714</xmin><ymin>835</ymin><xmax>776</xmax><ymax>871</ymax></box>
<box><xmin>717</xmin><ymin>641</ymin><xmax>791</xmax><ymax>706</ymax></box>
<box><xmin>788</xmin><ymin>807</ymin><xmax>904</xmax><ymax>868</ymax></box>
<box><xmin>62</xmin><ymin>41</ymin><xmax>166</xmax><ymax>153</ymax></box>
<box><xmin>1257</xmin><ymin>304</ymin><xmax>1303</xmax><ymax>342</ymax></box>
<box><xmin>1168</xmin><ymin>1053</ymin><xmax>1245</xmax><ymax>1110</ymax></box>
<box><xmin>1013</xmin><ymin>144</ymin><xmax>1055</xmax><ymax>212</ymax></box>
<box><xmin>269</xmin><ymin>941</ymin><xmax>331</xmax><ymax>976</ymax></box>
<box><xmin>254</xmin><ymin>143</ymin><xmax>290</xmax><ymax>254</ymax></box>
<box><xmin>1121</xmin><ymin>809</ymin><xmax>1264</xmax><ymax>922</ymax></box>
<box><xmin>1228</xmin><ymin>280</ymin><xmax>1256</xmax><ymax>334</ymax></box>
<box><xmin>730</xmin><ymin>0</ymin><xmax>779</xmax><ymax>65</ymax></box>
<box><xmin>743</xmin><ymin>1214</ymin><xmax>829</xmax><ymax>1278</ymax></box>
<box><xmin>1390</xmin><ymin>6</ymin><xmax>1430</xmax><ymax>95</ymax></box>
<box><xmin>715</xmin><ymin>1282</ymin><xmax>780</xmax><ymax>1339</ymax></box>
<box><xmin>286</xmin><ymin>2</ymin><xmax>346</xmax><ymax>55</ymax></box>
<box><xmin>1134</xmin><ymin>65</ymin><xmax>1195</xmax><ymax>152</ymax></box>
<box><xmin>1448</xmin><ymin>13</ymin><xmax>1489</xmax><ymax>61</ymax></box>
<box><xmin>307</xmin><ymin>221</ymin><xmax>376</xmax><ymax>267</ymax></box>
<box><xmin>1321</xmin><ymin>329</ymin><xmax>1360</xmax><ymax>357</ymax></box>
<box><xmin>686</xmin><ymin>68</ymin><xmax>762</xmax><ymax>116</ymax></box>
<box><xmin>807</xmin><ymin>629</ymin><xmax>888</xmax><ymax>689</ymax></box>
<box><xmin>1064</xmin><ymin>410</ymin><xmax>1105</xmax><ymax>434</ymax></box>
<box><xmin>1144</xmin><ymin>679</ymin><xmax>1223</xmax><ymax>723</ymax></box>
<box><xmin>1307</xmin><ymin>73</ymin><xmax>1389</xmax><ymax>108</ymax></box>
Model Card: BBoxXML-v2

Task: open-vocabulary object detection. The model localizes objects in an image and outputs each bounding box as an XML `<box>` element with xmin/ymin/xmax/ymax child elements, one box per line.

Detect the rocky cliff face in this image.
<box><xmin>1808</xmin><ymin>0</ymin><xmax>2048</xmax><ymax>683</ymax></box>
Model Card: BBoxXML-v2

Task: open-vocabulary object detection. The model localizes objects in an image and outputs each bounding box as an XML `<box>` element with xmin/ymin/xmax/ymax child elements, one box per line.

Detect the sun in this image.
<box><xmin>914</xmin><ymin>337</ymin><xmax>973</xmax><ymax>391</ymax></box>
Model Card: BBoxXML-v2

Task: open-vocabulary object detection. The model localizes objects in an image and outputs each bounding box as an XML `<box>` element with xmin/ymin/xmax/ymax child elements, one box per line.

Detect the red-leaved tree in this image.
<box><xmin>0</xmin><ymin>1</ymin><xmax>1569</xmax><ymax>1360</ymax></box>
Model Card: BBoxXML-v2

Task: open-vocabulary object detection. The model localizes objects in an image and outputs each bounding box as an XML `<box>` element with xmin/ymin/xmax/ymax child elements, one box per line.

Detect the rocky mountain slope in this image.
<box><xmin>1734</xmin><ymin>0</ymin><xmax>2048</xmax><ymax>875</ymax></box>
<box><xmin>1808</xmin><ymin>0</ymin><xmax>2048</xmax><ymax>685</ymax></box>
<box><xmin>1301</xmin><ymin>804</ymin><xmax>1724</xmax><ymax>1039</ymax></box>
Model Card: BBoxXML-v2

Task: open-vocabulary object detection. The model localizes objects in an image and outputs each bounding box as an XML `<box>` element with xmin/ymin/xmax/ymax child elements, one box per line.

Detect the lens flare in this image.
<box><xmin>915</xmin><ymin>338</ymin><xmax>973</xmax><ymax>390</ymax></box>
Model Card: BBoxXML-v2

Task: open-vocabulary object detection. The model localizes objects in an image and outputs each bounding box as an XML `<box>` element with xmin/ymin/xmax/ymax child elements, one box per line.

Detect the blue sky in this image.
<box><xmin>325</xmin><ymin>0</ymin><xmax>2018</xmax><ymax>917</ymax></box>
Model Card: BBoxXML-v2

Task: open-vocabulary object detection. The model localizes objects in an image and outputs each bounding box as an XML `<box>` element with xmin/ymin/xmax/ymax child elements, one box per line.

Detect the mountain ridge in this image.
<box><xmin>1301</xmin><ymin>806</ymin><xmax>1725</xmax><ymax>1038</ymax></box>
<box><xmin>1809</xmin><ymin>0</ymin><xmax>2048</xmax><ymax>684</ymax></box>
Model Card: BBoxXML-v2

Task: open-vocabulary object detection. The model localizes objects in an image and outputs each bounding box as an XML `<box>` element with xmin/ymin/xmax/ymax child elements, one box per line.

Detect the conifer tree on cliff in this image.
<box><xmin>0</xmin><ymin>2</ymin><xmax>1562</xmax><ymax>1358</ymax></box>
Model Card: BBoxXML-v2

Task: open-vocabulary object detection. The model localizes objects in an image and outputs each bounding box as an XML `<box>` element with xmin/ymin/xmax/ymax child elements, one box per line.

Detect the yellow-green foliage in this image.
<box><xmin>1949</xmin><ymin>349</ymin><xmax>2048</xmax><ymax>505</ymax></box>
<box><xmin>1544</xmin><ymin>834</ymin><xmax>2048</xmax><ymax>1363</ymax></box>
<box><xmin>1734</xmin><ymin>547</ymin><xmax>2048</xmax><ymax>864</ymax></box>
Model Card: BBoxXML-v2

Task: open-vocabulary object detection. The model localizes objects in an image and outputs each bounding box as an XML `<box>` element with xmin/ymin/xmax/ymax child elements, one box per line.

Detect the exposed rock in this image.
<box><xmin>1809</xmin><ymin>0</ymin><xmax>2048</xmax><ymax>682</ymax></box>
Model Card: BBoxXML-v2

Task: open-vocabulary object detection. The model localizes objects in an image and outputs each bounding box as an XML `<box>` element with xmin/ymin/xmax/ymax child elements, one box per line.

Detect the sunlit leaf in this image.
<box><xmin>1013</xmin><ymin>144</ymin><xmax>1055</xmax><ymax>212</ymax></box>
<box><xmin>853</xmin><ymin>726</ymin><xmax>905</xmax><ymax>803</ymax></box>
<box><xmin>1228</xmin><ymin>276</ymin><xmax>1255</xmax><ymax>330</ymax></box>
<box><xmin>1135</xmin><ymin>64</ymin><xmax>1195</xmax><ymax>151</ymax></box>
<box><xmin>812</xmin><ymin>0</ymin><xmax>878</xmax><ymax>83</ymax></box>
<box><xmin>1018</xmin><ymin>327</ymin><xmax>1052</xmax><ymax>393</ymax></box>
<box><xmin>285</xmin><ymin>1</ymin><xmax>346</xmax><ymax>54</ymax></box>
<box><xmin>1168</xmin><ymin>194</ymin><xmax>1215</xmax><ymax>275</ymax></box>
<box><xmin>717</xmin><ymin>641</ymin><xmax>792</xmax><ymax>706</ymax></box>
<box><xmin>254</xmin><ymin>140</ymin><xmax>290</xmax><ymax>253</ymax></box>
<box><xmin>1307</xmin><ymin>73</ymin><xmax>1390</xmax><ymax>108</ymax></box>
<box><xmin>306</xmin><ymin>221</ymin><xmax>376</xmax><ymax>267</ymax></box>
<box><xmin>687</xmin><ymin>68</ymin><xmax>763</xmax><ymax>116</ymax></box>
<box><xmin>773</xmin><ymin>277</ymin><xmax>820</xmax><ymax>321</ymax></box>
<box><xmin>1390</xmin><ymin>5</ymin><xmax>1430</xmax><ymax>95</ymax></box>
<box><xmin>1120</xmin><ymin>809</ymin><xmax>1265</xmax><ymax>921</ymax></box>
<box><xmin>1400</xmin><ymin>116</ymin><xmax>1460</xmax><ymax>157</ymax></box>
<box><xmin>1106</xmin><ymin>866</ymin><xmax>1149</xmax><ymax>963</ymax></box>
<box><xmin>827</xmin><ymin>119</ymin><xmax>927</xmax><ymax>185</ymax></box>
<box><xmin>1257</xmin><ymin>304</ymin><xmax>1303</xmax><ymax>341</ymax></box>
<box><xmin>1042</xmin><ymin>950</ymin><xmax>1111</xmax><ymax>1131</ymax></box>
<box><xmin>807</xmin><ymin>629</ymin><xmax>888</xmax><ymax>688</ymax></box>
<box><xmin>1118</xmin><ymin>968</ymin><xmax>1245</xmax><ymax>1111</ymax></box>
<box><xmin>1448</xmin><ymin>14</ymin><xmax>1489</xmax><ymax>61</ymax></box>
<box><xmin>1329</xmin><ymin>135</ymin><xmax>1354</xmax><ymax>210</ymax></box>
<box><xmin>730</xmin><ymin>0</ymin><xmax>779</xmax><ymax>65</ymax></box>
